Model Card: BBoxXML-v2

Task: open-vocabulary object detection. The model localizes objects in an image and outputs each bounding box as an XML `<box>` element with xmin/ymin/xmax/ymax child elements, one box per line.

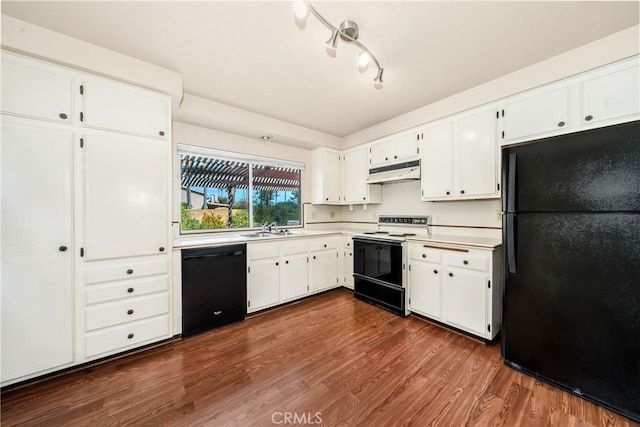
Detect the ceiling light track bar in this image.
<box><xmin>296</xmin><ymin>0</ymin><xmax>384</xmax><ymax>85</ymax></box>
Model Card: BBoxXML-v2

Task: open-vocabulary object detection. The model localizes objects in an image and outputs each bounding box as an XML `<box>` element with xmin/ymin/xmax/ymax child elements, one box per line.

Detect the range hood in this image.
<box><xmin>366</xmin><ymin>159</ymin><xmax>421</xmax><ymax>184</ymax></box>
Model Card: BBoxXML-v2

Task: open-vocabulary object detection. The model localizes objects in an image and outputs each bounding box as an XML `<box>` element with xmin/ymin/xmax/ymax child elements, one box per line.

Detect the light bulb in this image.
<box><xmin>358</xmin><ymin>50</ymin><xmax>370</xmax><ymax>67</ymax></box>
<box><xmin>293</xmin><ymin>0</ymin><xmax>307</xmax><ymax>19</ymax></box>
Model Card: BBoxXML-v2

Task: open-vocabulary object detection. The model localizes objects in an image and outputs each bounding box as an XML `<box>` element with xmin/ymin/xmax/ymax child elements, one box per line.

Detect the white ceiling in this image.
<box><xmin>2</xmin><ymin>1</ymin><xmax>638</xmax><ymax>138</ymax></box>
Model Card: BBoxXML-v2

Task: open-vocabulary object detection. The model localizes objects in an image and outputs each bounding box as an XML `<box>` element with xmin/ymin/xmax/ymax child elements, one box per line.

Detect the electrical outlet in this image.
<box><xmin>311</xmin><ymin>211</ymin><xmax>317</xmax><ymax>219</ymax></box>
<box><xmin>496</xmin><ymin>210</ymin><xmax>502</xmax><ymax>222</ymax></box>
<box><xmin>330</xmin><ymin>211</ymin><xmax>335</xmax><ymax>218</ymax></box>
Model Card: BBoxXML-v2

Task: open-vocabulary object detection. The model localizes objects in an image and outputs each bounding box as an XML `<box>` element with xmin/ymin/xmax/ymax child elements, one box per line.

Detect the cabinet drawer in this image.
<box><xmin>247</xmin><ymin>242</ymin><xmax>280</xmax><ymax>261</ymax></box>
<box><xmin>280</xmin><ymin>241</ymin><xmax>308</xmax><ymax>256</ymax></box>
<box><xmin>86</xmin><ymin>275</ymin><xmax>169</xmax><ymax>305</ymax></box>
<box><xmin>409</xmin><ymin>246</ymin><xmax>442</xmax><ymax>263</ymax></box>
<box><xmin>85</xmin><ymin>257</ymin><xmax>169</xmax><ymax>284</ymax></box>
<box><xmin>445</xmin><ymin>253</ymin><xmax>489</xmax><ymax>272</ymax></box>
<box><xmin>85</xmin><ymin>315</ymin><xmax>170</xmax><ymax>358</ymax></box>
<box><xmin>309</xmin><ymin>238</ymin><xmax>338</xmax><ymax>252</ymax></box>
<box><xmin>86</xmin><ymin>293</ymin><xmax>169</xmax><ymax>331</ymax></box>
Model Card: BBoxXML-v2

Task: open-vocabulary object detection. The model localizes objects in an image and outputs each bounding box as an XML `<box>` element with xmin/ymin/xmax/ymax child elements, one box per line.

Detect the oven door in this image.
<box><xmin>353</xmin><ymin>237</ymin><xmax>407</xmax><ymax>317</ymax></box>
<box><xmin>353</xmin><ymin>237</ymin><xmax>403</xmax><ymax>287</ymax></box>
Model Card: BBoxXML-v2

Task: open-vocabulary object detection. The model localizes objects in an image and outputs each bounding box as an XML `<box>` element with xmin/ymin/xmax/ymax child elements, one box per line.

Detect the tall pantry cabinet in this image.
<box><xmin>1</xmin><ymin>51</ymin><xmax>173</xmax><ymax>386</ymax></box>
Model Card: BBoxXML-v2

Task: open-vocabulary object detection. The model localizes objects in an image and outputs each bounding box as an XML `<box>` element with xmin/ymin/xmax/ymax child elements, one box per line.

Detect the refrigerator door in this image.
<box><xmin>503</xmin><ymin>212</ymin><xmax>640</xmax><ymax>421</ymax></box>
<box><xmin>502</xmin><ymin>120</ymin><xmax>640</xmax><ymax>213</ymax></box>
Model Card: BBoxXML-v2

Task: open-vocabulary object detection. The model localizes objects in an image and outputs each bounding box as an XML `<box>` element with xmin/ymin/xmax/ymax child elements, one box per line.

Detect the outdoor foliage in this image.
<box><xmin>201</xmin><ymin>212</ymin><xmax>226</xmax><ymax>229</ymax></box>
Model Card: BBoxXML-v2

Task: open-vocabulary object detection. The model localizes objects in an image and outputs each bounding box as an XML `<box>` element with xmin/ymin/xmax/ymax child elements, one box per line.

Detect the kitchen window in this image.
<box><xmin>178</xmin><ymin>145</ymin><xmax>303</xmax><ymax>233</ymax></box>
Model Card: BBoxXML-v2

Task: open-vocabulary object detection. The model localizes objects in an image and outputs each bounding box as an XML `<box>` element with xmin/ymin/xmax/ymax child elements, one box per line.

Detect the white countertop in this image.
<box><xmin>174</xmin><ymin>228</ymin><xmax>502</xmax><ymax>250</ymax></box>
<box><xmin>407</xmin><ymin>234</ymin><xmax>502</xmax><ymax>249</ymax></box>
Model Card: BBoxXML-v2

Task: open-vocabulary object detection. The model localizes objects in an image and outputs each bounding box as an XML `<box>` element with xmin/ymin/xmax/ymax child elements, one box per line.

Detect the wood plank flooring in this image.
<box><xmin>2</xmin><ymin>289</ymin><xmax>637</xmax><ymax>426</ymax></box>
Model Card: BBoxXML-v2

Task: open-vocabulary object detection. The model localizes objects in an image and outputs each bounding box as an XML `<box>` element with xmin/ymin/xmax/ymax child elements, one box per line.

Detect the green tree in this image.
<box><xmin>232</xmin><ymin>210</ymin><xmax>249</xmax><ymax>228</ymax></box>
<box><xmin>181</xmin><ymin>203</ymin><xmax>202</xmax><ymax>230</ymax></box>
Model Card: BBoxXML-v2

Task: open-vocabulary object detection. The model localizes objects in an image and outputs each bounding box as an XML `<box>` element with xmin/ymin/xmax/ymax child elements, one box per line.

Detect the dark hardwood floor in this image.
<box><xmin>2</xmin><ymin>289</ymin><xmax>637</xmax><ymax>426</ymax></box>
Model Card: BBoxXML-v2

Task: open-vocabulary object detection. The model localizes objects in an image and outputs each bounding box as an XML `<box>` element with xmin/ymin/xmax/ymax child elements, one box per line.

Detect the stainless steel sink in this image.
<box><xmin>240</xmin><ymin>230</ymin><xmax>305</xmax><ymax>238</ymax></box>
<box><xmin>240</xmin><ymin>232</ymin><xmax>274</xmax><ymax>238</ymax></box>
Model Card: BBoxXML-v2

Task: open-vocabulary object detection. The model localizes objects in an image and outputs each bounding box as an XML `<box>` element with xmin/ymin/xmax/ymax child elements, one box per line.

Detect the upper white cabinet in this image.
<box><xmin>343</xmin><ymin>146</ymin><xmax>381</xmax><ymax>204</ymax></box>
<box><xmin>82</xmin><ymin>80</ymin><xmax>170</xmax><ymax>139</ymax></box>
<box><xmin>311</xmin><ymin>148</ymin><xmax>342</xmax><ymax>204</ymax></box>
<box><xmin>420</xmin><ymin>108</ymin><xmax>499</xmax><ymax>201</ymax></box>
<box><xmin>83</xmin><ymin>133</ymin><xmax>169</xmax><ymax>260</ymax></box>
<box><xmin>501</xmin><ymin>87</ymin><xmax>570</xmax><ymax>143</ymax></box>
<box><xmin>580</xmin><ymin>62</ymin><xmax>640</xmax><ymax>126</ymax></box>
<box><xmin>1</xmin><ymin>54</ymin><xmax>73</xmax><ymax>124</ymax></box>
<box><xmin>369</xmin><ymin>132</ymin><xmax>420</xmax><ymax>167</ymax></box>
<box><xmin>1</xmin><ymin>120</ymin><xmax>74</xmax><ymax>383</ymax></box>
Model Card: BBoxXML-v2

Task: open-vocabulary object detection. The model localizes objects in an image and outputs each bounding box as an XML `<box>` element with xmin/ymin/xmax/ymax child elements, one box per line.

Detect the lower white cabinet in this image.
<box><xmin>83</xmin><ymin>255</ymin><xmax>171</xmax><ymax>359</ymax></box>
<box><xmin>343</xmin><ymin>237</ymin><xmax>354</xmax><ymax>290</ymax></box>
<box><xmin>247</xmin><ymin>243</ymin><xmax>281</xmax><ymax>313</ymax></box>
<box><xmin>280</xmin><ymin>241</ymin><xmax>309</xmax><ymax>302</ymax></box>
<box><xmin>408</xmin><ymin>242</ymin><xmax>502</xmax><ymax>340</ymax></box>
<box><xmin>1</xmin><ymin>119</ymin><xmax>75</xmax><ymax>384</ymax></box>
<box><xmin>309</xmin><ymin>237</ymin><xmax>340</xmax><ymax>293</ymax></box>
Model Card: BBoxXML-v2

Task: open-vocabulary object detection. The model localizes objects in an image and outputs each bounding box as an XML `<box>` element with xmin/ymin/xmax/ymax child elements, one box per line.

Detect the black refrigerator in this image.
<box><xmin>501</xmin><ymin>120</ymin><xmax>640</xmax><ymax>422</ymax></box>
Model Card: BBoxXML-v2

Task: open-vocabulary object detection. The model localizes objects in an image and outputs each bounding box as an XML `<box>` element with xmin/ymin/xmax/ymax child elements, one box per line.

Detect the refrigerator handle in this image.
<box><xmin>506</xmin><ymin>214</ymin><xmax>516</xmax><ymax>274</ymax></box>
<box><xmin>507</xmin><ymin>152</ymin><xmax>517</xmax><ymax>212</ymax></box>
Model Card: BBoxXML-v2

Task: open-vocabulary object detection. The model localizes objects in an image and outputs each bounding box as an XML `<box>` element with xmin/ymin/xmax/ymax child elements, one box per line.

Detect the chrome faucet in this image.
<box><xmin>261</xmin><ymin>221</ymin><xmax>278</xmax><ymax>232</ymax></box>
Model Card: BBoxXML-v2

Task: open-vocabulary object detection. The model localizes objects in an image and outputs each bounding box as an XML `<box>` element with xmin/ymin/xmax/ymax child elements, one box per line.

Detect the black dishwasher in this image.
<box><xmin>181</xmin><ymin>244</ymin><xmax>246</xmax><ymax>337</ymax></box>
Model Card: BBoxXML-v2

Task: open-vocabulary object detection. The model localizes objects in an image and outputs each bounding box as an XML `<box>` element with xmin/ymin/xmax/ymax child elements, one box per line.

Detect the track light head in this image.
<box><xmin>358</xmin><ymin>50</ymin><xmax>370</xmax><ymax>67</ymax></box>
<box><xmin>326</xmin><ymin>28</ymin><xmax>339</xmax><ymax>50</ymax></box>
<box><xmin>374</xmin><ymin>68</ymin><xmax>384</xmax><ymax>84</ymax></box>
<box><xmin>293</xmin><ymin>0</ymin><xmax>307</xmax><ymax>19</ymax></box>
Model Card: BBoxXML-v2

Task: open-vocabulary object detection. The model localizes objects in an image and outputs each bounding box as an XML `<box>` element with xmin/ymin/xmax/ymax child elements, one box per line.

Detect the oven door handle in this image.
<box><xmin>353</xmin><ymin>273</ymin><xmax>405</xmax><ymax>290</ymax></box>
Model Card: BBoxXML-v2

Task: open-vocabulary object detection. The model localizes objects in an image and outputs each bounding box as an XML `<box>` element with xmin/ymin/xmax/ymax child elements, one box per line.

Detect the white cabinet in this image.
<box><xmin>309</xmin><ymin>237</ymin><xmax>340</xmax><ymax>293</ymax></box>
<box><xmin>369</xmin><ymin>132</ymin><xmax>420</xmax><ymax>167</ymax></box>
<box><xmin>343</xmin><ymin>237</ymin><xmax>354</xmax><ymax>290</ymax></box>
<box><xmin>502</xmin><ymin>87</ymin><xmax>570</xmax><ymax>143</ymax></box>
<box><xmin>247</xmin><ymin>240</ymin><xmax>310</xmax><ymax>312</ymax></box>
<box><xmin>420</xmin><ymin>108</ymin><xmax>499</xmax><ymax>201</ymax></box>
<box><xmin>311</xmin><ymin>148</ymin><xmax>342</xmax><ymax>204</ymax></box>
<box><xmin>82</xmin><ymin>79</ymin><xmax>170</xmax><ymax>139</ymax></box>
<box><xmin>420</xmin><ymin>122</ymin><xmax>454</xmax><ymax>200</ymax></box>
<box><xmin>580</xmin><ymin>62</ymin><xmax>640</xmax><ymax>126</ymax></box>
<box><xmin>83</xmin><ymin>133</ymin><xmax>169</xmax><ymax>260</ymax></box>
<box><xmin>247</xmin><ymin>243</ymin><xmax>281</xmax><ymax>313</ymax></box>
<box><xmin>280</xmin><ymin>241</ymin><xmax>309</xmax><ymax>302</ymax></box>
<box><xmin>343</xmin><ymin>146</ymin><xmax>381</xmax><ymax>204</ymax></box>
<box><xmin>456</xmin><ymin>109</ymin><xmax>498</xmax><ymax>198</ymax></box>
<box><xmin>408</xmin><ymin>248</ymin><xmax>442</xmax><ymax>320</ymax></box>
<box><xmin>1</xmin><ymin>120</ymin><xmax>74</xmax><ymax>383</ymax></box>
<box><xmin>1</xmin><ymin>54</ymin><xmax>73</xmax><ymax>124</ymax></box>
<box><xmin>408</xmin><ymin>242</ymin><xmax>502</xmax><ymax>340</ymax></box>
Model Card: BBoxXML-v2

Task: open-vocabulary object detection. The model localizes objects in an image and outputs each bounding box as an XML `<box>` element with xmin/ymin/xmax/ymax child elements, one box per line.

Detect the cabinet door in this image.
<box><xmin>324</xmin><ymin>150</ymin><xmax>342</xmax><ymax>203</ymax></box>
<box><xmin>84</xmin><ymin>134</ymin><xmax>169</xmax><ymax>260</ymax></box>
<box><xmin>82</xmin><ymin>80</ymin><xmax>170</xmax><ymax>139</ymax></box>
<box><xmin>310</xmin><ymin>250</ymin><xmax>338</xmax><ymax>292</ymax></box>
<box><xmin>343</xmin><ymin>146</ymin><xmax>368</xmax><ymax>203</ymax></box>
<box><xmin>247</xmin><ymin>258</ymin><xmax>280</xmax><ymax>312</ymax></box>
<box><xmin>392</xmin><ymin>132</ymin><xmax>419</xmax><ymax>161</ymax></box>
<box><xmin>456</xmin><ymin>109</ymin><xmax>498</xmax><ymax>198</ymax></box>
<box><xmin>421</xmin><ymin>122</ymin><xmax>453</xmax><ymax>200</ymax></box>
<box><xmin>1</xmin><ymin>122</ymin><xmax>74</xmax><ymax>383</ymax></box>
<box><xmin>443</xmin><ymin>268</ymin><xmax>488</xmax><ymax>336</ymax></box>
<box><xmin>280</xmin><ymin>252</ymin><xmax>308</xmax><ymax>302</ymax></box>
<box><xmin>502</xmin><ymin>87</ymin><xmax>569</xmax><ymax>142</ymax></box>
<box><xmin>344</xmin><ymin>248</ymin><xmax>354</xmax><ymax>290</ymax></box>
<box><xmin>369</xmin><ymin>139</ymin><xmax>392</xmax><ymax>166</ymax></box>
<box><xmin>409</xmin><ymin>261</ymin><xmax>442</xmax><ymax>319</ymax></box>
<box><xmin>1</xmin><ymin>54</ymin><xmax>73</xmax><ymax>124</ymax></box>
<box><xmin>581</xmin><ymin>64</ymin><xmax>640</xmax><ymax>125</ymax></box>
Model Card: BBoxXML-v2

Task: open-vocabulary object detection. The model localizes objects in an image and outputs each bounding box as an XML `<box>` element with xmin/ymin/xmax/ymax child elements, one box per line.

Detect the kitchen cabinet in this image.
<box><xmin>311</xmin><ymin>147</ymin><xmax>342</xmax><ymax>204</ymax></box>
<box><xmin>83</xmin><ymin>132</ymin><xmax>169</xmax><ymax>260</ymax></box>
<box><xmin>369</xmin><ymin>131</ymin><xmax>420</xmax><ymax>167</ymax></box>
<box><xmin>1</xmin><ymin>120</ymin><xmax>74</xmax><ymax>383</ymax></box>
<box><xmin>343</xmin><ymin>146</ymin><xmax>381</xmax><ymax>204</ymax></box>
<box><xmin>343</xmin><ymin>237</ymin><xmax>354</xmax><ymax>290</ymax></box>
<box><xmin>247</xmin><ymin>239</ymin><xmax>310</xmax><ymax>312</ymax></box>
<box><xmin>280</xmin><ymin>241</ymin><xmax>309</xmax><ymax>302</ymax></box>
<box><xmin>309</xmin><ymin>237</ymin><xmax>340</xmax><ymax>293</ymax></box>
<box><xmin>420</xmin><ymin>108</ymin><xmax>499</xmax><ymax>201</ymax></box>
<box><xmin>408</xmin><ymin>248</ymin><xmax>442</xmax><ymax>320</ymax></box>
<box><xmin>1</xmin><ymin>53</ymin><xmax>73</xmax><ymax>124</ymax></box>
<box><xmin>1</xmin><ymin>51</ymin><xmax>173</xmax><ymax>385</ymax></box>
<box><xmin>408</xmin><ymin>242</ymin><xmax>502</xmax><ymax>340</ymax></box>
<box><xmin>247</xmin><ymin>243</ymin><xmax>281</xmax><ymax>313</ymax></box>
<box><xmin>82</xmin><ymin>79</ymin><xmax>170</xmax><ymax>139</ymax></box>
<box><xmin>580</xmin><ymin>62</ymin><xmax>640</xmax><ymax>126</ymax></box>
<box><xmin>501</xmin><ymin>87</ymin><xmax>570</xmax><ymax>143</ymax></box>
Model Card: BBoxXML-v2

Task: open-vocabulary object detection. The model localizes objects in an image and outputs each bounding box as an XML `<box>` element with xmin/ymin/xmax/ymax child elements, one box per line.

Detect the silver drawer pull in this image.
<box><xmin>213</xmin><ymin>311</ymin><xmax>222</xmax><ymax>316</ymax></box>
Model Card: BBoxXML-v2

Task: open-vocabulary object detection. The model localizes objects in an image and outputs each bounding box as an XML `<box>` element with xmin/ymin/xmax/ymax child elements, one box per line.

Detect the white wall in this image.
<box><xmin>172</xmin><ymin>121</ymin><xmax>312</xmax><ymax>223</ymax></box>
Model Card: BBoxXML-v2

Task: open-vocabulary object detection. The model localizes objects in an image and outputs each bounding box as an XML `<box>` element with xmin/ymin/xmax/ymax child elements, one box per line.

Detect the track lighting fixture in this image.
<box><xmin>294</xmin><ymin>0</ymin><xmax>384</xmax><ymax>87</ymax></box>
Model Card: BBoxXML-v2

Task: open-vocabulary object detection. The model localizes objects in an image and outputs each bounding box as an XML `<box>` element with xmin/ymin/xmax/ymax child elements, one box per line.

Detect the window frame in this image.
<box><xmin>178</xmin><ymin>144</ymin><xmax>304</xmax><ymax>235</ymax></box>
